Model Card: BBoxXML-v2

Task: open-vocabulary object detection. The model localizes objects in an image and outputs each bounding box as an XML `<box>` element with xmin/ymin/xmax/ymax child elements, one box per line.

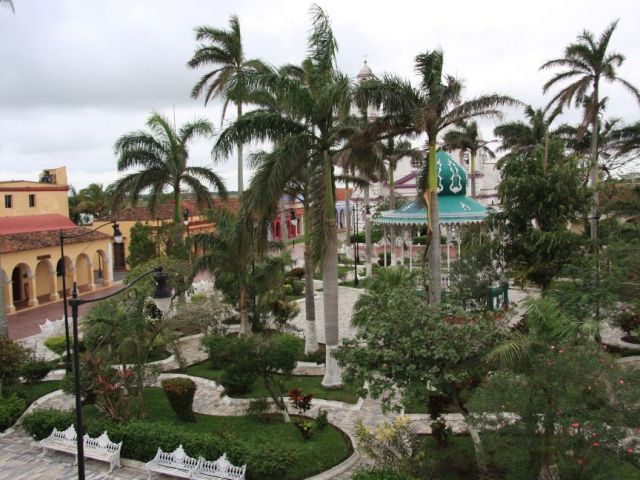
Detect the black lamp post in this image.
<box><xmin>58</xmin><ymin>222</ymin><xmax>123</xmax><ymax>364</ymax></box>
<box><xmin>68</xmin><ymin>266</ymin><xmax>172</xmax><ymax>480</ymax></box>
<box><xmin>352</xmin><ymin>201</ymin><xmax>360</xmax><ymax>287</ymax></box>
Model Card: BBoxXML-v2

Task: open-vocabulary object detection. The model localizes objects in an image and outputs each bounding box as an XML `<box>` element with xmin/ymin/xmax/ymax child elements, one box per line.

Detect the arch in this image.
<box><xmin>35</xmin><ymin>259</ymin><xmax>57</xmax><ymax>302</ymax></box>
<box><xmin>11</xmin><ymin>263</ymin><xmax>36</xmax><ymax>309</ymax></box>
<box><xmin>75</xmin><ymin>253</ymin><xmax>94</xmax><ymax>291</ymax></box>
<box><xmin>55</xmin><ymin>256</ymin><xmax>74</xmax><ymax>296</ymax></box>
<box><xmin>95</xmin><ymin>249</ymin><xmax>111</xmax><ymax>285</ymax></box>
<box><xmin>1</xmin><ymin>269</ymin><xmax>14</xmax><ymax>314</ymax></box>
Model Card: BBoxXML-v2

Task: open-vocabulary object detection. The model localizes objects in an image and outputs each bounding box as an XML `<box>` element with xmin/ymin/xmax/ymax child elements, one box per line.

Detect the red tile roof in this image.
<box><xmin>0</xmin><ymin>214</ymin><xmax>76</xmax><ymax>235</ymax></box>
<box><xmin>0</xmin><ymin>227</ymin><xmax>110</xmax><ymax>254</ymax></box>
<box><xmin>101</xmin><ymin>198</ymin><xmax>238</xmax><ymax>222</ymax></box>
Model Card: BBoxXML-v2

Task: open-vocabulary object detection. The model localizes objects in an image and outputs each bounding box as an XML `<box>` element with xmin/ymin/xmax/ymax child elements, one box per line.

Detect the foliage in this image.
<box><xmin>351</xmin><ymin>468</ymin><xmax>417</xmax><ymax>480</ymax></box>
<box><xmin>288</xmin><ymin>388</ymin><xmax>313</xmax><ymax>414</ymax></box>
<box><xmin>162</xmin><ymin>377</ymin><xmax>197</xmax><ymax>422</ymax></box>
<box><xmin>0</xmin><ymin>337</ymin><xmax>30</xmax><ymax>395</ymax></box>
<box><xmin>243</xmin><ymin>398</ymin><xmax>273</xmax><ymax>423</ymax></box>
<box><xmin>447</xmin><ymin>239</ymin><xmax>501</xmax><ymax>311</ymax></box>
<box><xmin>350</xmin><ymin>230</ymin><xmax>382</xmax><ymax>244</ymax></box>
<box><xmin>44</xmin><ymin>336</ymin><xmax>68</xmax><ymax>356</ymax></box>
<box><xmin>20</xmin><ymin>357</ymin><xmax>52</xmax><ymax>383</ymax></box>
<box><xmin>172</xmin><ymin>291</ymin><xmax>233</xmax><ymax>336</ymax></box>
<box><xmin>126</xmin><ymin>222</ymin><xmax>157</xmax><ymax>268</ymax></box>
<box><xmin>288</xmin><ymin>267</ymin><xmax>305</xmax><ymax>280</ymax></box>
<box><xmin>125</xmin><ymin>255</ymin><xmax>191</xmax><ymax>297</ymax></box>
<box><xmin>354</xmin><ymin>417</ymin><xmax>417</xmax><ymax>472</ymax></box>
<box><xmin>0</xmin><ymin>394</ymin><xmax>26</xmax><ymax>431</ymax></box>
<box><xmin>73</xmin><ymin>183</ymin><xmax>113</xmax><ymax>219</ymax></box>
<box><xmin>315</xmin><ymin>409</ymin><xmax>329</xmax><ymax>431</ymax></box>
<box><xmin>491</xmin><ymin>140</ymin><xmax>586</xmax><ymax>290</ymax></box>
<box><xmin>293</xmin><ymin>417</ymin><xmax>315</xmax><ymax>440</ymax></box>
<box><xmin>430</xmin><ymin>418</ymin><xmax>453</xmax><ymax>448</ymax></box>
<box><xmin>22</xmin><ymin>409</ymin><xmax>76</xmax><ymax>439</ymax></box>
<box><xmin>93</xmin><ymin>363</ymin><xmax>134</xmax><ymax>422</ymax></box>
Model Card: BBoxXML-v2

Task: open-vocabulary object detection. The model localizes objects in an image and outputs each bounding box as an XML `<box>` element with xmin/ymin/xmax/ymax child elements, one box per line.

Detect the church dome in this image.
<box><xmin>357</xmin><ymin>61</ymin><xmax>373</xmax><ymax>81</ymax></box>
<box><xmin>435</xmin><ymin>150</ymin><xmax>467</xmax><ymax>196</ymax></box>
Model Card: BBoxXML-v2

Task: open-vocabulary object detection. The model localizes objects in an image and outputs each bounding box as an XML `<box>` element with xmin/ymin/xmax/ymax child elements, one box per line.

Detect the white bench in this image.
<box><xmin>83</xmin><ymin>431</ymin><xmax>122</xmax><ymax>474</ymax></box>
<box><xmin>40</xmin><ymin>426</ymin><xmax>122</xmax><ymax>474</ymax></box>
<box><xmin>39</xmin><ymin>318</ymin><xmax>65</xmax><ymax>337</ymax></box>
<box><xmin>146</xmin><ymin>445</ymin><xmax>202</xmax><ymax>479</ymax></box>
<box><xmin>192</xmin><ymin>453</ymin><xmax>246</xmax><ymax>480</ymax></box>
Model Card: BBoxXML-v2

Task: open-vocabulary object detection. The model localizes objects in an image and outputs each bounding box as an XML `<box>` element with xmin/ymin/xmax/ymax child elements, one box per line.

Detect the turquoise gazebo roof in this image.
<box><xmin>374</xmin><ymin>150</ymin><xmax>489</xmax><ymax>227</ymax></box>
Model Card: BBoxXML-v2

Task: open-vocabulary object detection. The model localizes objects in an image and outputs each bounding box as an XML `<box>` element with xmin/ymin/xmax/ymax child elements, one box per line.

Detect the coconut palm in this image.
<box><xmin>442</xmin><ymin>121</ymin><xmax>495</xmax><ymax>199</ymax></box>
<box><xmin>541</xmin><ymin>20</ymin><xmax>640</xmax><ymax>248</ymax></box>
<box><xmin>74</xmin><ymin>183</ymin><xmax>113</xmax><ymax>219</ymax></box>
<box><xmin>188</xmin><ymin>15</ymin><xmax>266</xmax><ymax>195</ymax></box>
<box><xmin>494</xmin><ymin>106</ymin><xmax>554</xmax><ymax>154</ymax></box>
<box><xmin>111</xmin><ymin>112</ymin><xmax>226</xmax><ymax>224</ymax></box>
<box><xmin>214</xmin><ymin>5</ymin><xmax>357</xmax><ymax>387</ymax></box>
<box><xmin>356</xmin><ymin>50</ymin><xmax>517</xmax><ymax>302</ymax></box>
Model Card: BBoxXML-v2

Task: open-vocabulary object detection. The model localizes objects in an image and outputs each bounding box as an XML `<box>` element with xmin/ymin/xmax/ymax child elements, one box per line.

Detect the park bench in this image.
<box><xmin>40</xmin><ymin>426</ymin><xmax>122</xmax><ymax>474</ymax></box>
<box><xmin>191</xmin><ymin>453</ymin><xmax>246</xmax><ymax>480</ymax></box>
<box><xmin>146</xmin><ymin>444</ymin><xmax>201</xmax><ymax>479</ymax></box>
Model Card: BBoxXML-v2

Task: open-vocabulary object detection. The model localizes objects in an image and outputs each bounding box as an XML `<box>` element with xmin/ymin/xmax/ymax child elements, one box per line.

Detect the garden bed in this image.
<box><xmin>0</xmin><ymin>380</ymin><xmax>61</xmax><ymax>432</ymax></box>
<box><xmin>185</xmin><ymin>361</ymin><xmax>361</xmax><ymax>403</ymax></box>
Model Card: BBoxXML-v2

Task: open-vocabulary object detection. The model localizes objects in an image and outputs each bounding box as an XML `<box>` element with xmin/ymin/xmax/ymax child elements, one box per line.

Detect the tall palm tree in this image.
<box><xmin>357</xmin><ymin>51</ymin><xmax>517</xmax><ymax>301</ymax></box>
<box><xmin>494</xmin><ymin>105</ymin><xmax>554</xmax><ymax>154</ymax></box>
<box><xmin>75</xmin><ymin>183</ymin><xmax>113</xmax><ymax>219</ymax></box>
<box><xmin>111</xmin><ymin>112</ymin><xmax>226</xmax><ymax>223</ymax></box>
<box><xmin>442</xmin><ymin>121</ymin><xmax>495</xmax><ymax>199</ymax></box>
<box><xmin>541</xmin><ymin>20</ymin><xmax>640</xmax><ymax>248</ymax></box>
<box><xmin>214</xmin><ymin>5</ymin><xmax>357</xmax><ymax>387</ymax></box>
<box><xmin>188</xmin><ymin>15</ymin><xmax>265</xmax><ymax>195</ymax></box>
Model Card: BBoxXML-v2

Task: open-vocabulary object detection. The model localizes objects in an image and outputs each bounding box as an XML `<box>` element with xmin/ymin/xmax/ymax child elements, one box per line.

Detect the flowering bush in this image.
<box><xmin>161</xmin><ymin>377</ymin><xmax>197</xmax><ymax>422</ymax></box>
<box><xmin>94</xmin><ymin>367</ymin><xmax>134</xmax><ymax>422</ymax></box>
<box><xmin>288</xmin><ymin>388</ymin><xmax>313</xmax><ymax>414</ymax></box>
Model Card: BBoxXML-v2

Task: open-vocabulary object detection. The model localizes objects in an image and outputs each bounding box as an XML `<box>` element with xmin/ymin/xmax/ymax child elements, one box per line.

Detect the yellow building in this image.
<box><xmin>0</xmin><ymin>167</ymin><xmax>114</xmax><ymax>314</ymax></box>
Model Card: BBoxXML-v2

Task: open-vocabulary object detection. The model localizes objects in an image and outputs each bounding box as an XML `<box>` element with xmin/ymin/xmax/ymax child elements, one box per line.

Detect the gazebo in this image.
<box><xmin>374</xmin><ymin>150</ymin><xmax>490</xmax><ymax>273</ymax></box>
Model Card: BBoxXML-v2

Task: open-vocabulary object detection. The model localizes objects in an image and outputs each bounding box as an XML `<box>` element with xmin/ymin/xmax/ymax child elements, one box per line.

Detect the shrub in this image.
<box><xmin>20</xmin><ymin>358</ymin><xmax>52</xmax><ymax>383</ymax></box>
<box><xmin>315</xmin><ymin>409</ymin><xmax>329</xmax><ymax>431</ymax></box>
<box><xmin>288</xmin><ymin>267</ymin><xmax>305</xmax><ymax>280</ymax></box>
<box><xmin>201</xmin><ymin>335</ymin><xmax>235</xmax><ymax>370</ymax></box>
<box><xmin>44</xmin><ymin>336</ymin><xmax>68</xmax><ymax>356</ymax></box>
<box><xmin>293</xmin><ymin>417</ymin><xmax>315</xmax><ymax>440</ymax></box>
<box><xmin>243</xmin><ymin>398</ymin><xmax>273</xmax><ymax>423</ymax></box>
<box><xmin>290</xmin><ymin>280</ymin><xmax>304</xmax><ymax>296</ymax></box>
<box><xmin>162</xmin><ymin>377</ymin><xmax>197</xmax><ymax>422</ymax></box>
<box><xmin>350</xmin><ymin>231</ymin><xmax>383</xmax><ymax>244</ymax></box>
<box><xmin>378</xmin><ymin>252</ymin><xmax>391</xmax><ymax>266</ymax></box>
<box><xmin>288</xmin><ymin>388</ymin><xmax>313</xmax><ymax>414</ymax></box>
<box><xmin>0</xmin><ymin>395</ymin><xmax>26</xmax><ymax>431</ymax></box>
<box><xmin>615</xmin><ymin>310</ymin><xmax>640</xmax><ymax>334</ymax></box>
<box><xmin>351</xmin><ymin>468</ymin><xmax>416</xmax><ymax>480</ymax></box>
<box><xmin>220</xmin><ymin>367</ymin><xmax>258</xmax><ymax>395</ymax></box>
<box><xmin>241</xmin><ymin>443</ymin><xmax>296</xmax><ymax>480</ymax></box>
<box><xmin>430</xmin><ymin>418</ymin><xmax>452</xmax><ymax>448</ymax></box>
<box><xmin>0</xmin><ymin>337</ymin><xmax>30</xmax><ymax>393</ymax></box>
<box><xmin>412</xmin><ymin>235</ymin><xmax>427</xmax><ymax>245</ymax></box>
<box><xmin>22</xmin><ymin>408</ymin><xmax>75</xmax><ymax>440</ymax></box>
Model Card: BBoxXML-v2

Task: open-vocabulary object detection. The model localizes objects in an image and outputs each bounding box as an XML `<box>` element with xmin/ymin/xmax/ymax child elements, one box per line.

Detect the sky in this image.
<box><xmin>1</xmin><ymin>0</ymin><xmax>639</xmax><ymax>191</ymax></box>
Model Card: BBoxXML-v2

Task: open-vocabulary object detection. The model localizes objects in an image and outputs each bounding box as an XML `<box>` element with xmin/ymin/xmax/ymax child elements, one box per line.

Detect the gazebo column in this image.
<box><xmin>390</xmin><ymin>227</ymin><xmax>397</xmax><ymax>268</ymax></box>
<box><xmin>400</xmin><ymin>226</ymin><xmax>405</xmax><ymax>266</ymax></box>
<box><xmin>409</xmin><ymin>226</ymin><xmax>413</xmax><ymax>271</ymax></box>
<box><xmin>456</xmin><ymin>226</ymin><xmax>462</xmax><ymax>260</ymax></box>
<box><xmin>446</xmin><ymin>225</ymin><xmax>452</xmax><ymax>271</ymax></box>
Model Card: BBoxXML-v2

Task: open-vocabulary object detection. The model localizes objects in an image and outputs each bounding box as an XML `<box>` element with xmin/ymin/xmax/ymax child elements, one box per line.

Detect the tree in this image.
<box><xmin>491</xmin><ymin>139</ymin><xmax>586</xmax><ymax>291</ymax></box>
<box><xmin>67</xmin><ymin>185</ymin><xmax>83</xmax><ymax>224</ymax></box>
<box><xmin>1</xmin><ymin>0</ymin><xmax>14</xmax><ymax>13</ymax></box>
<box><xmin>494</xmin><ymin>105</ymin><xmax>558</xmax><ymax>156</ymax></box>
<box><xmin>213</xmin><ymin>5</ymin><xmax>356</xmax><ymax>387</ymax></box>
<box><xmin>336</xmin><ymin>269</ymin><xmax>500</xmax><ymax>473</ymax></box>
<box><xmin>541</xmin><ymin>20</ymin><xmax>640</xmax><ymax>249</ymax></box>
<box><xmin>356</xmin><ymin>50</ymin><xmax>517</xmax><ymax>302</ymax></box>
<box><xmin>111</xmin><ymin>112</ymin><xmax>226</xmax><ymax>224</ymax></box>
<box><xmin>126</xmin><ymin>222</ymin><xmax>156</xmax><ymax>268</ymax></box>
<box><xmin>443</xmin><ymin>121</ymin><xmax>495</xmax><ymax>198</ymax></box>
<box><xmin>188</xmin><ymin>15</ymin><xmax>266</xmax><ymax>195</ymax></box>
<box><xmin>74</xmin><ymin>183</ymin><xmax>113</xmax><ymax>220</ymax></box>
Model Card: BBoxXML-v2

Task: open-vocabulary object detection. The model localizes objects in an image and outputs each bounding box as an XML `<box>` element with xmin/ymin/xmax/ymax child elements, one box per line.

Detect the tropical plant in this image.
<box><xmin>213</xmin><ymin>5</ymin><xmax>357</xmax><ymax>387</ymax></box>
<box><xmin>442</xmin><ymin>121</ymin><xmax>495</xmax><ymax>198</ymax></box>
<box><xmin>541</xmin><ymin>20</ymin><xmax>640</xmax><ymax>248</ymax></box>
<box><xmin>126</xmin><ymin>222</ymin><xmax>156</xmax><ymax>268</ymax></box>
<box><xmin>356</xmin><ymin>50</ymin><xmax>517</xmax><ymax>302</ymax></box>
<box><xmin>188</xmin><ymin>15</ymin><xmax>267</xmax><ymax>195</ymax></box>
<box><xmin>111</xmin><ymin>112</ymin><xmax>226</xmax><ymax>224</ymax></box>
<box><xmin>74</xmin><ymin>183</ymin><xmax>113</xmax><ymax>219</ymax></box>
<box><xmin>494</xmin><ymin>105</ymin><xmax>559</xmax><ymax>156</ymax></box>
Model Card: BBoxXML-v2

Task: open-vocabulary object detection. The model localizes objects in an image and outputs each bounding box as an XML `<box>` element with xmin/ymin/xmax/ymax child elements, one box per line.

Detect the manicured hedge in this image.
<box><xmin>0</xmin><ymin>395</ymin><xmax>26</xmax><ymax>431</ymax></box>
<box><xmin>22</xmin><ymin>409</ymin><xmax>296</xmax><ymax>480</ymax></box>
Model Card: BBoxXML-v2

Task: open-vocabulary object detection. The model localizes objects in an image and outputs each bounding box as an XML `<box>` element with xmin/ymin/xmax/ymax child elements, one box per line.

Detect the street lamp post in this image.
<box><xmin>352</xmin><ymin>201</ymin><xmax>360</xmax><ymax>287</ymax></box>
<box><xmin>58</xmin><ymin>222</ymin><xmax>123</xmax><ymax>365</ymax></box>
<box><xmin>68</xmin><ymin>266</ymin><xmax>172</xmax><ymax>480</ymax></box>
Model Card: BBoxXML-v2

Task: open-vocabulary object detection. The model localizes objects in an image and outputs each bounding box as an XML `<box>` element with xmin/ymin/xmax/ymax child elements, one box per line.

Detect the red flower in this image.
<box><xmin>627</xmin><ymin>448</ymin><xmax>635</xmax><ymax>454</ymax></box>
<box><xmin>592</xmin><ymin>442</ymin><xmax>600</xmax><ymax>447</ymax></box>
<box><xmin>571</xmin><ymin>422</ymin><xmax>580</xmax><ymax>428</ymax></box>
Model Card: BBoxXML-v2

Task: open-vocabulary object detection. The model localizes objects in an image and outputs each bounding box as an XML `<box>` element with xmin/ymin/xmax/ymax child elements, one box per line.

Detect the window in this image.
<box><xmin>29</xmin><ymin>194</ymin><xmax>36</xmax><ymax>207</ymax></box>
<box><xmin>4</xmin><ymin>195</ymin><xmax>12</xmax><ymax>208</ymax></box>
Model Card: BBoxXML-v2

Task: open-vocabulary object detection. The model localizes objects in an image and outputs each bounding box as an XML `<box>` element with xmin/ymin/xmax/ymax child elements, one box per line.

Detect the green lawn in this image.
<box><xmin>6</xmin><ymin>380</ymin><xmax>61</xmax><ymax>406</ymax></box>
<box><xmin>185</xmin><ymin>361</ymin><xmax>362</xmax><ymax>403</ymax></box>
<box><xmin>84</xmin><ymin>388</ymin><xmax>352</xmax><ymax>480</ymax></box>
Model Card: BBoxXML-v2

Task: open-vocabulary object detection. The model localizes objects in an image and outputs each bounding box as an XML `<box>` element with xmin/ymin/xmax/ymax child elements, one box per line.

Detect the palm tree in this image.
<box><xmin>494</xmin><ymin>106</ymin><xmax>553</xmax><ymax>155</ymax></box>
<box><xmin>541</xmin><ymin>20</ymin><xmax>640</xmax><ymax>248</ymax></box>
<box><xmin>75</xmin><ymin>183</ymin><xmax>113</xmax><ymax>219</ymax></box>
<box><xmin>111</xmin><ymin>112</ymin><xmax>226</xmax><ymax>223</ymax></box>
<box><xmin>357</xmin><ymin>50</ymin><xmax>517</xmax><ymax>302</ymax></box>
<box><xmin>213</xmin><ymin>5</ymin><xmax>355</xmax><ymax>387</ymax></box>
<box><xmin>1</xmin><ymin>0</ymin><xmax>14</xmax><ymax>13</ymax></box>
<box><xmin>188</xmin><ymin>15</ymin><xmax>266</xmax><ymax>195</ymax></box>
<box><xmin>442</xmin><ymin>121</ymin><xmax>495</xmax><ymax>199</ymax></box>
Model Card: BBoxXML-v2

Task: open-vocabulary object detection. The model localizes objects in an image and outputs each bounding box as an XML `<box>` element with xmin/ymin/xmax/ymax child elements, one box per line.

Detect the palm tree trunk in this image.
<box><xmin>237</xmin><ymin>102</ymin><xmax>244</xmax><ymax>195</ymax></box>
<box><xmin>345</xmin><ymin>179</ymin><xmax>351</xmax><ymax>246</ymax></box>
<box><xmin>428</xmin><ymin>142</ymin><xmax>442</xmax><ymax>302</ymax></box>
<box><xmin>364</xmin><ymin>183</ymin><xmax>372</xmax><ymax>277</ymax></box>
<box><xmin>303</xmin><ymin>197</ymin><xmax>319</xmax><ymax>354</ymax></box>
<box><xmin>389</xmin><ymin>165</ymin><xmax>396</xmax><ymax>267</ymax></box>
<box><xmin>470</xmin><ymin>151</ymin><xmax>477</xmax><ymax>199</ymax></box>
<box><xmin>321</xmin><ymin>152</ymin><xmax>342</xmax><ymax>388</ymax></box>
<box><xmin>539</xmin><ymin>422</ymin><xmax>560</xmax><ymax>480</ymax></box>
<box><xmin>239</xmin><ymin>285</ymin><xmax>250</xmax><ymax>335</ymax></box>
<box><xmin>173</xmin><ymin>188</ymin><xmax>181</xmax><ymax>224</ymax></box>
<box><xmin>589</xmin><ymin>86</ymin><xmax>600</xmax><ymax>250</ymax></box>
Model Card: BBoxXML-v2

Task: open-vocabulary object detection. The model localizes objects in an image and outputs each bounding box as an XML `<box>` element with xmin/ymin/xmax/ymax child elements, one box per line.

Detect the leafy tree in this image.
<box><xmin>67</xmin><ymin>185</ymin><xmax>83</xmax><ymax>224</ymax></box>
<box><xmin>111</xmin><ymin>112</ymin><xmax>226</xmax><ymax>224</ymax></box>
<box><xmin>74</xmin><ymin>183</ymin><xmax>113</xmax><ymax>219</ymax></box>
<box><xmin>442</xmin><ymin>121</ymin><xmax>495</xmax><ymax>198</ymax></box>
<box><xmin>336</xmin><ymin>269</ymin><xmax>500</xmax><ymax>473</ymax></box>
<box><xmin>494</xmin><ymin>105</ymin><xmax>559</xmax><ymax>156</ymax></box>
<box><xmin>126</xmin><ymin>222</ymin><xmax>156</xmax><ymax>268</ymax></box>
<box><xmin>491</xmin><ymin>139</ymin><xmax>586</xmax><ymax>291</ymax></box>
<box><xmin>356</xmin><ymin>50</ymin><xmax>517</xmax><ymax>302</ymax></box>
<box><xmin>188</xmin><ymin>15</ymin><xmax>267</xmax><ymax>195</ymax></box>
<box><xmin>0</xmin><ymin>338</ymin><xmax>29</xmax><ymax>395</ymax></box>
<box><xmin>213</xmin><ymin>5</ymin><xmax>356</xmax><ymax>387</ymax></box>
<box><xmin>541</xmin><ymin>20</ymin><xmax>640</xmax><ymax>248</ymax></box>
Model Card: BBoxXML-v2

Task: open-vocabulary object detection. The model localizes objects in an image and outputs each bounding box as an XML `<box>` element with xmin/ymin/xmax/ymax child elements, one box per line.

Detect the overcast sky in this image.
<box><xmin>1</xmin><ymin>0</ymin><xmax>639</xmax><ymax>190</ymax></box>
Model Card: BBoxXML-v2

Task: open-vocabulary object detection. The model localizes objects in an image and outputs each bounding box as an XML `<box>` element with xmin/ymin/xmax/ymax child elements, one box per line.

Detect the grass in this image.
<box><xmin>83</xmin><ymin>388</ymin><xmax>351</xmax><ymax>480</ymax></box>
<box><xmin>185</xmin><ymin>361</ymin><xmax>362</xmax><ymax>404</ymax></box>
<box><xmin>6</xmin><ymin>380</ymin><xmax>62</xmax><ymax>406</ymax></box>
